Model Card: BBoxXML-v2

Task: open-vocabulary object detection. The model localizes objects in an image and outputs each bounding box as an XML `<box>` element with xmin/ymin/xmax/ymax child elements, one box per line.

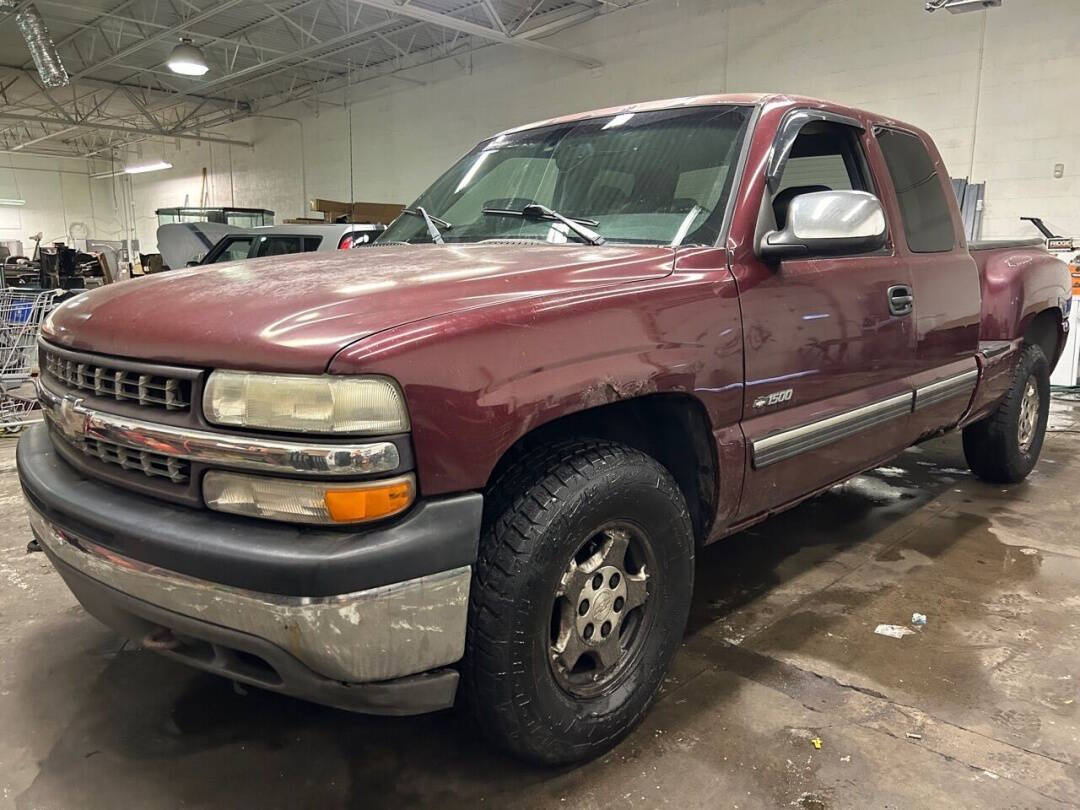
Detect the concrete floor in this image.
<box><xmin>2</xmin><ymin>402</ymin><xmax>1080</xmax><ymax>810</ymax></box>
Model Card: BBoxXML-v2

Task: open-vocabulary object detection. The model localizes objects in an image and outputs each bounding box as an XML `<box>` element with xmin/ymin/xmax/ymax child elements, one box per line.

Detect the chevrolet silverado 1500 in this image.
<box><xmin>20</xmin><ymin>94</ymin><xmax>1070</xmax><ymax>765</ymax></box>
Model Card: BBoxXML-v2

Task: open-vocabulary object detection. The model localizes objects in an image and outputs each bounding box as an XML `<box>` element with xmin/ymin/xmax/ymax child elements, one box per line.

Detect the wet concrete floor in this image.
<box><xmin>2</xmin><ymin>401</ymin><xmax>1079</xmax><ymax>808</ymax></box>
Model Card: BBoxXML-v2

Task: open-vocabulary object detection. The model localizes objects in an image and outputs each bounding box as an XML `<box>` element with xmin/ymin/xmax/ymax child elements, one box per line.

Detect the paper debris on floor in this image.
<box><xmin>874</xmin><ymin>624</ymin><xmax>915</xmax><ymax>639</ymax></box>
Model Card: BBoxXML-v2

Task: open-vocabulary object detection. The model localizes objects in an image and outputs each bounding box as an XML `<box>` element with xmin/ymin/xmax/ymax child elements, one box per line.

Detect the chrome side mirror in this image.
<box><xmin>758</xmin><ymin>190</ymin><xmax>886</xmax><ymax>262</ymax></box>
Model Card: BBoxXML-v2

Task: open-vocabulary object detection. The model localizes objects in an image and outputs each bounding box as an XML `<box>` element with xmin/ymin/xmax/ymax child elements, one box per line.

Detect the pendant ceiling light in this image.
<box><xmin>167</xmin><ymin>37</ymin><xmax>208</xmax><ymax>76</ymax></box>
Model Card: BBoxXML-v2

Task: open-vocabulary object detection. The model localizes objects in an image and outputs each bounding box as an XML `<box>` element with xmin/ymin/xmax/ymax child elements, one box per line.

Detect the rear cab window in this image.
<box><xmin>874</xmin><ymin>128</ymin><xmax>955</xmax><ymax>253</ymax></box>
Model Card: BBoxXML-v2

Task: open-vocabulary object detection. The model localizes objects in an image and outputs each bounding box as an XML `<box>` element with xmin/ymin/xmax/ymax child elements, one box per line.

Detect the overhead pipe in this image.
<box><xmin>0</xmin><ymin>0</ymin><xmax>68</xmax><ymax>87</ymax></box>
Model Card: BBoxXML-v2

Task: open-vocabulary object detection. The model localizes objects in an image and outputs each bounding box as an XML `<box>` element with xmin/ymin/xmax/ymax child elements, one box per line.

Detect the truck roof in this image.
<box><xmin>496</xmin><ymin>93</ymin><xmax>923</xmax><ymax>139</ymax></box>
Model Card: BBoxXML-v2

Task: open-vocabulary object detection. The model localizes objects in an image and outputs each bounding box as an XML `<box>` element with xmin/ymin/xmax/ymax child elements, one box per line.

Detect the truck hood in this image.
<box><xmin>44</xmin><ymin>243</ymin><xmax>675</xmax><ymax>372</ymax></box>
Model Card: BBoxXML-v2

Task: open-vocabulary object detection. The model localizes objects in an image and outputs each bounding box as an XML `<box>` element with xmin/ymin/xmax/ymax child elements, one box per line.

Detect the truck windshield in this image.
<box><xmin>378</xmin><ymin>104</ymin><xmax>752</xmax><ymax>247</ymax></box>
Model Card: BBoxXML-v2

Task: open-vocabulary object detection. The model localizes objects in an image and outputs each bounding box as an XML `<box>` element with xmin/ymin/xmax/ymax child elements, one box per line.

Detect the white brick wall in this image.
<box><xmin>0</xmin><ymin>155</ymin><xmax>102</xmax><ymax>252</ymax></box>
<box><xmin>5</xmin><ymin>0</ymin><xmax>1078</xmax><ymax>252</ymax></box>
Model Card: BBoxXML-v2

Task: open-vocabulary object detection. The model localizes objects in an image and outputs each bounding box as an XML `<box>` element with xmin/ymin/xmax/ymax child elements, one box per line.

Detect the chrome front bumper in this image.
<box><xmin>27</xmin><ymin>504</ymin><xmax>471</xmax><ymax>684</ymax></box>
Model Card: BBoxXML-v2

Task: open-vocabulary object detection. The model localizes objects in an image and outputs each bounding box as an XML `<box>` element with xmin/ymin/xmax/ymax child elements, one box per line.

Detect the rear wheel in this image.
<box><xmin>962</xmin><ymin>344</ymin><xmax>1050</xmax><ymax>483</ymax></box>
<box><xmin>463</xmin><ymin>439</ymin><xmax>694</xmax><ymax>765</ymax></box>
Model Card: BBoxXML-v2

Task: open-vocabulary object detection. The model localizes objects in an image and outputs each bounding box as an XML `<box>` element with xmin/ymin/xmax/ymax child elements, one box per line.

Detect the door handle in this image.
<box><xmin>887</xmin><ymin>284</ymin><xmax>913</xmax><ymax>316</ymax></box>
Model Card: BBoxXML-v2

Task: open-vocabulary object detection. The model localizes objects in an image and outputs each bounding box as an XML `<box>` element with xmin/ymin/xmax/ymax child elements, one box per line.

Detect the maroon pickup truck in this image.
<box><xmin>20</xmin><ymin>94</ymin><xmax>1070</xmax><ymax>765</ymax></box>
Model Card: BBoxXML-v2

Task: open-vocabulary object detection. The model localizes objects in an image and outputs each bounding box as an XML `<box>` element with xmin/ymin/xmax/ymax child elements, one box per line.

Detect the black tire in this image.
<box><xmin>462</xmin><ymin>439</ymin><xmax>694</xmax><ymax>765</ymax></box>
<box><xmin>962</xmin><ymin>344</ymin><xmax>1050</xmax><ymax>483</ymax></box>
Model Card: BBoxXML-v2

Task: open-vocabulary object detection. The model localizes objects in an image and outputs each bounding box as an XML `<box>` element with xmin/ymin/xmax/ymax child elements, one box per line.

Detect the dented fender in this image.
<box><xmin>330</xmin><ymin>267</ymin><xmax>745</xmax><ymax>496</ymax></box>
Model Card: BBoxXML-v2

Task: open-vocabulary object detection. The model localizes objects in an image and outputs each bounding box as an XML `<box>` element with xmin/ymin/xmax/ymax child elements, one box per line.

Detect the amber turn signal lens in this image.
<box><xmin>203</xmin><ymin>471</ymin><xmax>415</xmax><ymax>525</ymax></box>
<box><xmin>324</xmin><ymin>477</ymin><xmax>415</xmax><ymax>523</ymax></box>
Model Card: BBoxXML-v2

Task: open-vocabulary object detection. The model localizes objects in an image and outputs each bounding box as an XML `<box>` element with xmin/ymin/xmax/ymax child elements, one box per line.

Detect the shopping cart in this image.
<box><xmin>1</xmin><ymin>288</ymin><xmax>60</xmax><ymax>434</ymax></box>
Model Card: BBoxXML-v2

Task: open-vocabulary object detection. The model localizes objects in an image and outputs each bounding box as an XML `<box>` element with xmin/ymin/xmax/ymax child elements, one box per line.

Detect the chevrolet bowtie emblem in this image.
<box><xmin>54</xmin><ymin>394</ymin><xmax>90</xmax><ymax>441</ymax></box>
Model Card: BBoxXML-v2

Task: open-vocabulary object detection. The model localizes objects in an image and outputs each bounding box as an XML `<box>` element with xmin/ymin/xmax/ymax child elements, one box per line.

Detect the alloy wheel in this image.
<box><xmin>1017</xmin><ymin>375</ymin><xmax>1039</xmax><ymax>453</ymax></box>
<box><xmin>548</xmin><ymin>523</ymin><xmax>654</xmax><ymax>698</ymax></box>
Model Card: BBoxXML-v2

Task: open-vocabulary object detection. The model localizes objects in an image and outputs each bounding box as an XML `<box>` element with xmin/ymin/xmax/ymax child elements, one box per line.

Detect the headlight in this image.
<box><xmin>204</xmin><ymin>471</ymin><xmax>416</xmax><ymax>524</ymax></box>
<box><xmin>203</xmin><ymin>371</ymin><xmax>409</xmax><ymax>434</ymax></box>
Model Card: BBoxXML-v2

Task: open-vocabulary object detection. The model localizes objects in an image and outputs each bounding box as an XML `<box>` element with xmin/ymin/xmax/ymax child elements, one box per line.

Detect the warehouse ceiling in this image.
<box><xmin>0</xmin><ymin>0</ymin><xmax>640</xmax><ymax>159</ymax></box>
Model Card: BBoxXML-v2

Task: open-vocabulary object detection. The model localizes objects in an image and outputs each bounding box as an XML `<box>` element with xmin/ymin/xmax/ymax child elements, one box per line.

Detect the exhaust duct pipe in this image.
<box><xmin>1</xmin><ymin>1</ymin><xmax>68</xmax><ymax>87</ymax></box>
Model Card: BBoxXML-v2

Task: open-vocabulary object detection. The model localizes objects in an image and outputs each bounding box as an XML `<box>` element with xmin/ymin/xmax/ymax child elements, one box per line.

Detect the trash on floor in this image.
<box><xmin>810</xmin><ymin>737</ymin><xmax>823</xmax><ymax>749</ymax></box>
<box><xmin>906</xmin><ymin>732</ymin><xmax>922</xmax><ymax>740</ymax></box>
<box><xmin>26</xmin><ymin>538</ymin><xmax>41</xmax><ymax>554</ymax></box>
<box><xmin>911</xmin><ymin>612</ymin><xmax>927</xmax><ymax>626</ymax></box>
<box><xmin>874</xmin><ymin>624</ymin><xmax>915</xmax><ymax>639</ymax></box>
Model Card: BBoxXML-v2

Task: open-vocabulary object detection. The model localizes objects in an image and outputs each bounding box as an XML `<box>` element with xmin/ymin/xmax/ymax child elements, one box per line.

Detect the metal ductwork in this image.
<box><xmin>1</xmin><ymin>1</ymin><xmax>68</xmax><ymax>87</ymax></box>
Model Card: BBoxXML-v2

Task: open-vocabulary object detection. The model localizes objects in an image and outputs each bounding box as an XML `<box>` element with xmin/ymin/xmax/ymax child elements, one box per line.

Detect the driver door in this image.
<box><xmin>733</xmin><ymin>115</ymin><xmax>916</xmax><ymax>520</ymax></box>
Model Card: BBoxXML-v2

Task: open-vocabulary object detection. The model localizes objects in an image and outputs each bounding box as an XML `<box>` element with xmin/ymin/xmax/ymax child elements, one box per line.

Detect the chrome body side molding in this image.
<box><xmin>752</xmin><ymin>391</ymin><xmax>912</xmax><ymax>468</ymax></box>
<box><xmin>913</xmin><ymin>368</ymin><xmax>978</xmax><ymax>411</ymax></box>
<box><xmin>752</xmin><ymin>360</ymin><xmax>984</xmax><ymax>468</ymax></box>
<box><xmin>977</xmin><ymin>340</ymin><xmax>1013</xmax><ymax>359</ymax></box>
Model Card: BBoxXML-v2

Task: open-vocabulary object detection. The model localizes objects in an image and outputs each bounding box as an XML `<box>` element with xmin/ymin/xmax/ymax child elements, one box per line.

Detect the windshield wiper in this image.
<box><xmin>402</xmin><ymin>206</ymin><xmax>452</xmax><ymax>244</ymax></box>
<box><xmin>482</xmin><ymin>203</ymin><xmax>605</xmax><ymax>246</ymax></box>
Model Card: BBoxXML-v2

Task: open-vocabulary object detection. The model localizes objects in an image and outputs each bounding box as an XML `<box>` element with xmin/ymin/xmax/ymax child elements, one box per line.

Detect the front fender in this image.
<box><xmin>329</xmin><ymin>273</ymin><xmax>744</xmax><ymax>496</ymax></box>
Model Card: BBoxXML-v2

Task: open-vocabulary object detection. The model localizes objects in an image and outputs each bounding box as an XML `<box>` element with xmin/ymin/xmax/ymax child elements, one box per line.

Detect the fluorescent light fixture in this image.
<box><xmin>91</xmin><ymin>160</ymin><xmax>173</xmax><ymax>180</ymax></box>
<box><xmin>0</xmin><ymin>198</ymin><xmax>27</xmax><ymax>206</ymax></box>
<box><xmin>167</xmin><ymin>38</ymin><xmax>209</xmax><ymax>76</ymax></box>
<box><xmin>124</xmin><ymin>160</ymin><xmax>172</xmax><ymax>175</ymax></box>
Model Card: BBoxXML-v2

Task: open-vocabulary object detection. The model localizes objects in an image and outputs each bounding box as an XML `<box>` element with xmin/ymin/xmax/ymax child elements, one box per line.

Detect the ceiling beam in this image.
<box><xmin>478</xmin><ymin>0</ymin><xmax>508</xmax><ymax>35</ymax></box>
<box><xmin>66</xmin><ymin>0</ymin><xmax>248</xmax><ymax>81</ymax></box>
<box><xmin>125</xmin><ymin>15</ymin><xmax>404</xmax><ymax>119</ymax></box>
<box><xmin>11</xmin><ymin>123</ymin><xmax>81</xmax><ymax>150</ymax></box>
<box><xmin>356</xmin><ymin>0</ymin><xmax>602</xmax><ymax>69</ymax></box>
<box><xmin>0</xmin><ymin>66</ymin><xmax>249</xmax><ymax>112</ymax></box>
<box><xmin>38</xmin><ymin>0</ymin><xmax>367</xmax><ymax>75</ymax></box>
<box><xmin>251</xmin><ymin>5</ymin><xmax>606</xmax><ymax>111</ymax></box>
<box><xmin>0</xmin><ymin>111</ymin><xmax>251</xmax><ymax>147</ymax></box>
<box><xmin>511</xmin><ymin>0</ymin><xmax>546</xmax><ymax>35</ymax></box>
<box><xmin>0</xmin><ymin>145</ymin><xmax>95</xmax><ymax>160</ymax></box>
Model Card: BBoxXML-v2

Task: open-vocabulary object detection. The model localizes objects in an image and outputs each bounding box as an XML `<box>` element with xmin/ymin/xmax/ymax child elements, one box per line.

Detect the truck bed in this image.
<box><xmin>969</xmin><ymin>238</ymin><xmax>1044</xmax><ymax>251</ymax></box>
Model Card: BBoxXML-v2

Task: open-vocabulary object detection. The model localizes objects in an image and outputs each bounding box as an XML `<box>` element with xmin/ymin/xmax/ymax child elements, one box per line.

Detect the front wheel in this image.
<box><xmin>463</xmin><ymin>439</ymin><xmax>694</xmax><ymax>765</ymax></box>
<box><xmin>962</xmin><ymin>344</ymin><xmax>1050</xmax><ymax>483</ymax></box>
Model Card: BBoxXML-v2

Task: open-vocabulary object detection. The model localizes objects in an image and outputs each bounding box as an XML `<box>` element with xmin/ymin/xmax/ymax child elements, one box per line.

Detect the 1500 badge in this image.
<box><xmin>753</xmin><ymin>388</ymin><xmax>794</xmax><ymax>409</ymax></box>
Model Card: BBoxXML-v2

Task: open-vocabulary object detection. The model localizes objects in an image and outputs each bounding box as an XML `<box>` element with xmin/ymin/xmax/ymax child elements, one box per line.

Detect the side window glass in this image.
<box><xmin>778</xmin><ymin>154</ymin><xmax>853</xmax><ymax>192</ymax></box>
<box><xmin>254</xmin><ymin>236</ymin><xmax>303</xmax><ymax>257</ymax></box>
<box><xmin>303</xmin><ymin>237</ymin><xmax>322</xmax><ymax>251</ymax></box>
<box><xmin>213</xmin><ymin>238</ymin><xmax>253</xmax><ymax>263</ymax></box>
<box><xmin>875</xmin><ymin>128</ymin><xmax>954</xmax><ymax>253</ymax></box>
<box><xmin>772</xmin><ymin>123</ymin><xmax>868</xmax><ymax>228</ymax></box>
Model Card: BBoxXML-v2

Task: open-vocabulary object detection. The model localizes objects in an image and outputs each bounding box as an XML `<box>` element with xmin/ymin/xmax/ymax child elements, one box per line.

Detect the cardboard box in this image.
<box><xmin>309</xmin><ymin>199</ymin><xmax>404</xmax><ymax>225</ymax></box>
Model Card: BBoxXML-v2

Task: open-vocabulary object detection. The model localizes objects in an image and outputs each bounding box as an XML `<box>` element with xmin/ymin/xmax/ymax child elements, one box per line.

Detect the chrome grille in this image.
<box><xmin>78</xmin><ymin>437</ymin><xmax>190</xmax><ymax>484</ymax></box>
<box><xmin>43</xmin><ymin>350</ymin><xmax>190</xmax><ymax>411</ymax></box>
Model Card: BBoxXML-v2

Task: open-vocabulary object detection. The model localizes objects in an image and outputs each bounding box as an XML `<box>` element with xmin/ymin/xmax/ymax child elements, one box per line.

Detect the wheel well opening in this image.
<box><xmin>485</xmin><ymin>394</ymin><xmax>718</xmax><ymax>545</ymax></box>
<box><xmin>1023</xmin><ymin>309</ymin><xmax>1062</xmax><ymax>368</ymax></box>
